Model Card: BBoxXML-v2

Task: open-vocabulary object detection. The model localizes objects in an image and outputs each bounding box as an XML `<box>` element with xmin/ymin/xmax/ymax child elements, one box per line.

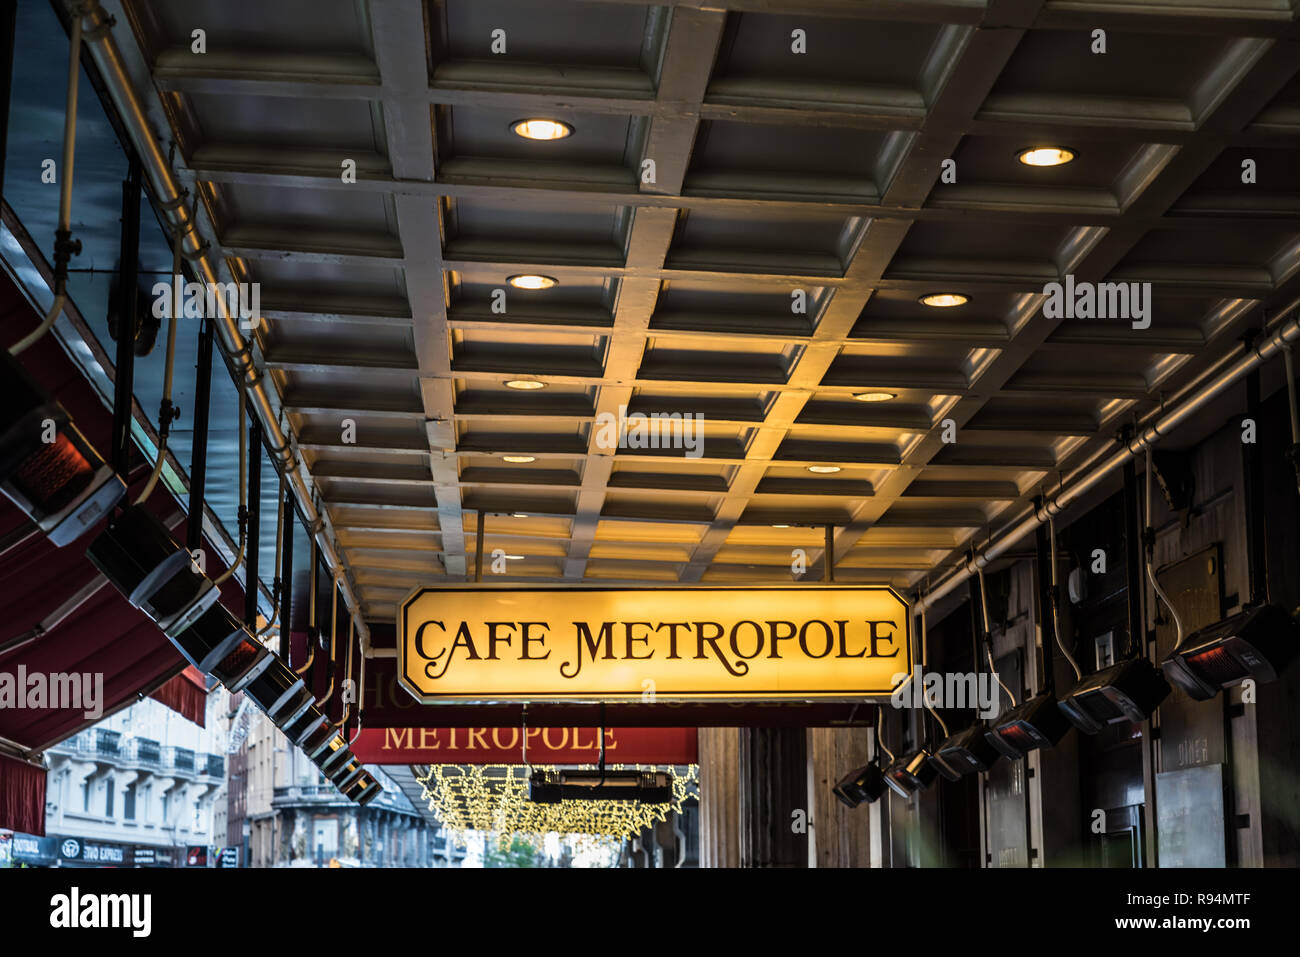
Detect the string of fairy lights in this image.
<box><xmin>416</xmin><ymin>764</ymin><xmax>700</xmax><ymax>849</ymax></box>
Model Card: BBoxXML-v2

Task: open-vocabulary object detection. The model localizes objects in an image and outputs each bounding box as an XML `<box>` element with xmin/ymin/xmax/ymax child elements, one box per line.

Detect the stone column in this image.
<box><xmin>697</xmin><ymin>727</ymin><xmax>740</xmax><ymax>868</ymax></box>
<box><xmin>737</xmin><ymin>726</ymin><xmax>808</xmax><ymax>868</ymax></box>
<box><xmin>805</xmin><ymin>726</ymin><xmax>874</xmax><ymax>867</ymax></box>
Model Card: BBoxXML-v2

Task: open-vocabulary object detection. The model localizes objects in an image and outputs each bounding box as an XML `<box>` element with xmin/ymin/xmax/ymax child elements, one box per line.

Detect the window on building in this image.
<box><xmin>124</xmin><ymin>781</ymin><xmax>136</xmax><ymax>821</ymax></box>
<box><xmin>81</xmin><ymin>779</ymin><xmax>89</xmax><ymax>813</ymax></box>
<box><xmin>105</xmin><ymin>781</ymin><xmax>114</xmax><ymax>818</ymax></box>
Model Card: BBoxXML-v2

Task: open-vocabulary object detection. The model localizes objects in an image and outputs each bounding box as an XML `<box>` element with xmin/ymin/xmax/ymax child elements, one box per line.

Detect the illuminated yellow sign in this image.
<box><xmin>397</xmin><ymin>585</ymin><xmax>911</xmax><ymax>702</ymax></box>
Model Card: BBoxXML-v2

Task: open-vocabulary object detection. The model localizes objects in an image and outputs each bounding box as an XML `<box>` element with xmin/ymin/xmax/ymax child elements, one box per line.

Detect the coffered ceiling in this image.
<box><xmin>101</xmin><ymin>0</ymin><xmax>1300</xmax><ymax>622</ymax></box>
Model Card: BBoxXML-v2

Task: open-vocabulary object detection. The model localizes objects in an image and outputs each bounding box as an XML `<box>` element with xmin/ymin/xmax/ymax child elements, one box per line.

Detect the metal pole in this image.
<box><xmin>915</xmin><ymin>292</ymin><xmax>1300</xmax><ymax>615</ymax></box>
<box><xmin>186</xmin><ymin>317</ymin><xmax>214</xmax><ymax>552</ymax></box>
<box><xmin>1121</xmin><ymin>459</ymin><xmax>1145</xmax><ymax>661</ymax></box>
<box><xmin>244</xmin><ymin>413</ymin><xmax>261</xmax><ymax>628</ymax></box>
<box><xmin>1032</xmin><ymin>508</ymin><xmax>1054</xmax><ymax>696</ymax></box>
<box><xmin>279</xmin><ymin>488</ymin><xmax>294</xmax><ymax>660</ymax></box>
<box><xmin>110</xmin><ymin>159</ymin><xmax>141</xmax><ymax>477</ymax></box>
<box><xmin>1243</xmin><ymin>371</ymin><xmax>1269</xmax><ymax>605</ymax></box>
<box><xmin>80</xmin><ymin>3</ymin><xmax>369</xmax><ymax>640</ymax></box>
<box><xmin>0</xmin><ymin>0</ymin><xmax>16</xmax><ymax>204</ymax></box>
<box><xmin>823</xmin><ymin>525</ymin><xmax>834</xmax><ymax>583</ymax></box>
<box><xmin>475</xmin><ymin>511</ymin><xmax>485</xmax><ymax>583</ymax></box>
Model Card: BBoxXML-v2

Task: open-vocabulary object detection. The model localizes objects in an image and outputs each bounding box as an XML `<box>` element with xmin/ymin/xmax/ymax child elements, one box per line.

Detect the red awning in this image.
<box><xmin>0</xmin><ymin>752</ymin><xmax>46</xmax><ymax>835</ymax></box>
<box><xmin>0</xmin><ymin>257</ymin><xmax>246</xmax><ymax>756</ymax></box>
<box><xmin>148</xmin><ymin>665</ymin><xmax>209</xmax><ymax>726</ymax></box>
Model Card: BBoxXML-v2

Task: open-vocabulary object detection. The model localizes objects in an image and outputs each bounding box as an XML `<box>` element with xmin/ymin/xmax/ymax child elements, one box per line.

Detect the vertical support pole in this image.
<box><xmin>0</xmin><ymin>0</ymin><xmax>16</xmax><ymax>204</ymax></box>
<box><xmin>186</xmin><ymin>317</ymin><xmax>214</xmax><ymax>552</ymax></box>
<box><xmin>244</xmin><ymin>414</ymin><xmax>261</xmax><ymax>628</ymax></box>
<box><xmin>475</xmin><ymin>511</ymin><xmax>485</xmax><ymax>583</ymax></box>
<box><xmin>1032</xmin><ymin>504</ymin><xmax>1055</xmax><ymax>697</ymax></box>
<box><xmin>110</xmin><ymin>159</ymin><xmax>142</xmax><ymax>477</ymax></box>
<box><xmin>305</xmin><ymin>536</ymin><xmax>318</xmax><ymax>684</ymax></box>
<box><xmin>1121</xmin><ymin>458</ymin><xmax>1145</xmax><ymax>661</ymax></box>
<box><xmin>279</xmin><ymin>488</ymin><xmax>295</xmax><ymax>660</ymax></box>
<box><xmin>823</xmin><ymin>525</ymin><xmax>834</xmax><ymax>583</ymax></box>
<box><xmin>1243</xmin><ymin>371</ymin><xmax>1268</xmax><ymax>605</ymax></box>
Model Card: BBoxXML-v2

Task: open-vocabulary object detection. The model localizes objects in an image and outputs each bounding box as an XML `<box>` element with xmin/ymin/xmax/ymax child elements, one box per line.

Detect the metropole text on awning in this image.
<box><xmin>397</xmin><ymin>585</ymin><xmax>911</xmax><ymax>702</ymax></box>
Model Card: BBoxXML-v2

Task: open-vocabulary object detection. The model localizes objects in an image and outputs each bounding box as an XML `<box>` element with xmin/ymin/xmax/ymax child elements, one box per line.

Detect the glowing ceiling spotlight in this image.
<box><xmin>1017</xmin><ymin>146</ymin><xmax>1076</xmax><ymax>167</ymax></box>
<box><xmin>919</xmin><ymin>293</ymin><xmax>968</xmax><ymax>308</ymax></box>
<box><xmin>510</xmin><ymin>119</ymin><xmax>573</xmax><ymax>141</ymax></box>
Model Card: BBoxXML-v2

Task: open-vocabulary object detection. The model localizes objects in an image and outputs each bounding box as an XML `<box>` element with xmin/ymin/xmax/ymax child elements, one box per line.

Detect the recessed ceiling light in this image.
<box><xmin>807</xmin><ymin>465</ymin><xmax>842</xmax><ymax>474</ymax></box>
<box><xmin>504</xmin><ymin>379</ymin><xmax>546</xmax><ymax>390</ymax></box>
<box><xmin>507</xmin><ymin>275</ymin><xmax>558</xmax><ymax>290</ymax></box>
<box><xmin>1017</xmin><ymin>146</ymin><xmax>1075</xmax><ymax>167</ymax></box>
<box><xmin>919</xmin><ymin>293</ymin><xmax>968</xmax><ymax>308</ymax></box>
<box><xmin>512</xmin><ymin>512</ymin><xmax>528</xmax><ymax>519</ymax></box>
<box><xmin>772</xmin><ymin>524</ymin><xmax>791</xmax><ymax>528</ymax></box>
<box><xmin>511</xmin><ymin>119</ymin><xmax>573</xmax><ymax>141</ymax></box>
<box><xmin>503</xmin><ymin>455</ymin><xmax>536</xmax><ymax>464</ymax></box>
<box><xmin>853</xmin><ymin>391</ymin><xmax>897</xmax><ymax>403</ymax></box>
<box><xmin>503</xmin><ymin>554</ymin><xmax>525</xmax><ymax>561</ymax></box>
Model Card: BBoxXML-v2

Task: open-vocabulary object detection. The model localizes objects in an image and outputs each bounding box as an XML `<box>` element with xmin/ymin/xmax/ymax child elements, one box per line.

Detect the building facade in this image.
<box><xmin>218</xmin><ymin>690</ymin><xmax>463</xmax><ymax>868</ymax></box>
<box><xmin>37</xmin><ymin>695</ymin><xmax>227</xmax><ymax>866</ymax></box>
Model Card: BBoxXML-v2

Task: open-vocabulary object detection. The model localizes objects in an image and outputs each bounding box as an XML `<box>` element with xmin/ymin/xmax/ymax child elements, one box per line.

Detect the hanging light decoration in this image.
<box><xmin>416</xmin><ymin>764</ymin><xmax>699</xmax><ymax>850</ymax></box>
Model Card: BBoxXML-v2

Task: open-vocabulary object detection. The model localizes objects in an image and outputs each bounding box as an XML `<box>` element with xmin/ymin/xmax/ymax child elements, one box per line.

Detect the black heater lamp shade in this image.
<box><xmin>884</xmin><ymin>750</ymin><xmax>938</xmax><ymax>797</ymax></box>
<box><xmin>243</xmin><ymin>655</ymin><xmax>314</xmax><ymax>726</ymax></box>
<box><xmin>1057</xmin><ymin>657</ymin><xmax>1171</xmax><ymax>734</ymax></box>
<box><xmin>833</xmin><ymin>763</ymin><xmax>890</xmax><ymax>807</ymax></box>
<box><xmin>984</xmin><ymin>693</ymin><xmax>1072</xmax><ymax>759</ymax></box>
<box><xmin>1162</xmin><ymin>604</ymin><xmax>1300</xmax><ymax>700</ymax></box>
<box><xmin>167</xmin><ymin>601</ymin><xmax>249</xmax><ymax>673</ymax></box>
<box><xmin>86</xmin><ymin>504</ymin><xmax>218</xmax><ymax>633</ymax></box>
<box><xmin>529</xmin><ymin>770</ymin><xmax>674</xmax><ymax>804</ymax></box>
<box><xmin>329</xmin><ymin>757</ymin><xmax>365</xmax><ymax>790</ymax></box>
<box><xmin>932</xmin><ymin>723</ymin><xmax>1004</xmax><ymax>780</ymax></box>
<box><xmin>350</xmin><ymin>774</ymin><xmax>382</xmax><ymax>805</ymax></box>
<box><xmin>340</xmin><ymin>772</ymin><xmax>375</xmax><ymax>802</ymax></box>
<box><xmin>0</xmin><ymin>351</ymin><xmax>126</xmax><ymax>546</ymax></box>
<box><xmin>301</xmin><ymin>724</ymin><xmax>336</xmax><ymax>760</ymax></box>
<box><xmin>314</xmin><ymin>735</ymin><xmax>351</xmax><ymax>775</ymax></box>
<box><xmin>209</xmin><ymin>637</ymin><xmax>273</xmax><ymax>694</ymax></box>
<box><xmin>283</xmin><ymin>706</ymin><xmax>328</xmax><ymax>746</ymax></box>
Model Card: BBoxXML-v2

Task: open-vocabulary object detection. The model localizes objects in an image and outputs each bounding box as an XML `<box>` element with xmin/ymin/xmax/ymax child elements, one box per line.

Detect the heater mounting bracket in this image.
<box><xmin>1235</xmin><ymin>814</ymin><xmax>1251</xmax><ymax>829</ymax></box>
<box><xmin>1227</xmin><ymin>703</ymin><xmax>1245</xmax><ymax>719</ymax></box>
<box><xmin>1151</xmin><ymin>449</ymin><xmax>1196</xmax><ymax>514</ymax></box>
